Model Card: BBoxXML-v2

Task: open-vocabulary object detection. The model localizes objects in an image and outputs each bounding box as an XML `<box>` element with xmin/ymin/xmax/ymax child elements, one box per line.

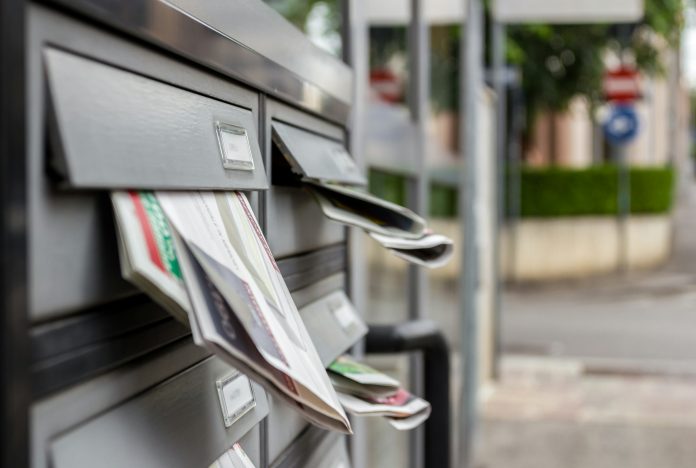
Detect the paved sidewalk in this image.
<box><xmin>475</xmin><ymin>355</ymin><xmax>696</xmax><ymax>468</ymax></box>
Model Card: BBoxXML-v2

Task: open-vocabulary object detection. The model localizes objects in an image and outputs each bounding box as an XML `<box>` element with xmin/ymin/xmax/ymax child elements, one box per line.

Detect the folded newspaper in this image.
<box><xmin>304</xmin><ymin>180</ymin><xmax>426</xmax><ymax>240</ymax></box>
<box><xmin>328</xmin><ymin>355</ymin><xmax>399</xmax><ymax>399</ymax></box>
<box><xmin>369</xmin><ymin>231</ymin><xmax>454</xmax><ymax>269</ymax></box>
<box><xmin>111</xmin><ymin>191</ymin><xmax>190</xmax><ymax>323</ymax></box>
<box><xmin>303</xmin><ymin>180</ymin><xmax>453</xmax><ymax>268</ymax></box>
<box><xmin>337</xmin><ymin>388</ymin><xmax>431</xmax><ymax>431</ymax></box>
<box><xmin>209</xmin><ymin>443</ymin><xmax>256</xmax><ymax>468</ymax></box>
<box><xmin>112</xmin><ymin>190</ymin><xmax>351</xmax><ymax>434</ymax></box>
<box><xmin>159</xmin><ymin>191</ymin><xmax>352</xmax><ymax>433</ymax></box>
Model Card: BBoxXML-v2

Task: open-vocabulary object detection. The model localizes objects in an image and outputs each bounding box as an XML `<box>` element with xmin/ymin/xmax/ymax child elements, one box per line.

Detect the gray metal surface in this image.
<box><xmin>46</xmin><ymin>48</ymin><xmax>267</xmax><ymax>190</ymax></box>
<box><xmin>0</xmin><ymin>0</ymin><xmax>29</xmax><ymax>465</ymax></box>
<box><xmin>491</xmin><ymin>21</ymin><xmax>506</xmax><ymax>380</ymax></box>
<box><xmin>265</xmin><ymin>187</ymin><xmax>346</xmax><ymax>258</ymax></box>
<box><xmin>268</xmin><ymin>276</ymin><xmax>353</xmax><ymax>464</ymax></box>
<box><xmin>299</xmin><ymin>289</ymin><xmax>366</xmax><ymax>367</ymax></box>
<box><xmin>31</xmin><ymin>341</ymin><xmax>209</xmax><ymax>468</ymax></box>
<box><xmin>27</xmin><ymin>5</ymin><xmax>263</xmax><ymax>320</ymax></box>
<box><xmin>271</xmin><ymin>427</ymin><xmax>349</xmax><ymax>468</ymax></box>
<box><xmin>264</xmin><ymin>100</ymin><xmax>346</xmax><ymax>259</ymax></box>
<box><xmin>50</xmin><ymin>356</ymin><xmax>268</xmax><ymax>468</ymax></box>
<box><xmin>272</xmin><ymin>121</ymin><xmax>366</xmax><ymax>186</ymax></box>
<box><xmin>266</xmin><ymin>395</ymin><xmax>308</xmax><ymax>465</ymax></box>
<box><xmin>459</xmin><ymin>0</ymin><xmax>484</xmax><ymax>466</ymax></box>
<box><xmin>290</xmin><ymin>273</ymin><xmax>345</xmax><ymax>309</ymax></box>
<box><xmin>406</xmin><ymin>2</ymin><xmax>429</xmax><ymax>467</ymax></box>
<box><xmin>45</xmin><ymin>0</ymin><xmax>351</xmax><ymax>124</ymax></box>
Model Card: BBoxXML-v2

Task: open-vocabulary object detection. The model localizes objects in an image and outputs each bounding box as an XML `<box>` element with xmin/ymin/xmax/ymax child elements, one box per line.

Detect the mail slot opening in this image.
<box><xmin>45</xmin><ymin>47</ymin><xmax>268</xmax><ymax>191</ymax></box>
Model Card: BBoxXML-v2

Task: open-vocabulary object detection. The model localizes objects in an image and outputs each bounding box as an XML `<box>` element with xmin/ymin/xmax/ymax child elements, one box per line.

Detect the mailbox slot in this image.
<box><xmin>50</xmin><ymin>357</ymin><xmax>268</xmax><ymax>468</ymax></box>
<box><xmin>46</xmin><ymin>48</ymin><xmax>267</xmax><ymax>191</ymax></box>
<box><xmin>28</xmin><ymin>6</ymin><xmax>267</xmax><ymax>321</ymax></box>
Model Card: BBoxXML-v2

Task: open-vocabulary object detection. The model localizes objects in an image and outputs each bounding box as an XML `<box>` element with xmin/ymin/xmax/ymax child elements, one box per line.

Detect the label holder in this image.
<box><xmin>216</xmin><ymin>371</ymin><xmax>256</xmax><ymax>428</ymax></box>
<box><xmin>216</xmin><ymin>122</ymin><xmax>255</xmax><ymax>172</ymax></box>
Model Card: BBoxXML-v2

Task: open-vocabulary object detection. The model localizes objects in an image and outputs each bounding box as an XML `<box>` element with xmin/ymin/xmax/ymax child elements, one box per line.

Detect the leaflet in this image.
<box><xmin>329</xmin><ymin>355</ymin><xmax>399</xmax><ymax>399</ymax></box>
<box><xmin>111</xmin><ymin>191</ymin><xmax>190</xmax><ymax>323</ymax></box>
<box><xmin>369</xmin><ymin>231</ymin><xmax>454</xmax><ymax>269</ymax></box>
<box><xmin>304</xmin><ymin>180</ymin><xmax>426</xmax><ymax>240</ymax></box>
<box><xmin>157</xmin><ymin>191</ymin><xmax>351</xmax><ymax>434</ymax></box>
<box><xmin>337</xmin><ymin>388</ymin><xmax>431</xmax><ymax>431</ymax></box>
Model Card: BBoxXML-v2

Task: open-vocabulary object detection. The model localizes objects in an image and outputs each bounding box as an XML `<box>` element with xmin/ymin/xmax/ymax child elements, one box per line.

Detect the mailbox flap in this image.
<box><xmin>45</xmin><ymin>48</ymin><xmax>268</xmax><ymax>190</ymax></box>
<box><xmin>50</xmin><ymin>358</ymin><xmax>268</xmax><ymax>468</ymax></box>
<box><xmin>298</xmin><ymin>290</ymin><xmax>367</xmax><ymax>367</ymax></box>
<box><xmin>272</xmin><ymin>121</ymin><xmax>366</xmax><ymax>186</ymax></box>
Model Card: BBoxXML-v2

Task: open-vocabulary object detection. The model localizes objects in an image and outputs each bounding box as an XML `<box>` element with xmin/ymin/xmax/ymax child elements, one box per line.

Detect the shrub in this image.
<box><xmin>518</xmin><ymin>165</ymin><xmax>674</xmax><ymax>217</ymax></box>
<box><xmin>368</xmin><ymin>165</ymin><xmax>675</xmax><ymax>219</ymax></box>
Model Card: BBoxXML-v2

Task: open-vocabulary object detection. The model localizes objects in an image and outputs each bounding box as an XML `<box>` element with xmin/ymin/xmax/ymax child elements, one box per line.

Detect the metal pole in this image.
<box><xmin>1</xmin><ymin>0</ymin><xmax>29</xmax><ymax>466</ymax></box>
<box><xmin>341</xmin><ymin>1</ymin><xmax>369</xmax><ymax>466</ymax></box>
<box><xmin>617</xmin><ymin>144</ymin><xmax>631</xmax><ymax>272</ymax></box>
<box><xmin>491</xmin><ymin>20</ymin><xmax>506</xmax><ymax>381</ymax></box>
<box><xmin>407</xmin><ymin>1</ymin><xmax>429</xmax><ymax>467</ymax></box>
<box><xmin>459</xmin><ymin>0</ymin><xmax>483</xmax><ymax>466</ymax></box>
<box><xmin>508</xmin><ymin>82</ymin><xmax>523</xmax><ymax>282</ymax></box>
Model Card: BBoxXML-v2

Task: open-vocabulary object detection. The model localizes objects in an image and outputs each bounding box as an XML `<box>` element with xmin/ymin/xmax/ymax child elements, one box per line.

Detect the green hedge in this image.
<box><xmin>368</xmin><ymin>165</ymin><xmax>675</xmax><ymax>218</ymax></box>
<box><xmin>517</xmin><ymin>166</ymin><xmax>674</xmax><ymax>217</ymax></box>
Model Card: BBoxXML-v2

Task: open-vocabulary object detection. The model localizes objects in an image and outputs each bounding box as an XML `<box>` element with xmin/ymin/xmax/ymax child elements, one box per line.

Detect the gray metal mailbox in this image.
<box><xmin>2</xmin><ymin>0</ymin><xmax>359</xmax><ymax>467</ymax></box>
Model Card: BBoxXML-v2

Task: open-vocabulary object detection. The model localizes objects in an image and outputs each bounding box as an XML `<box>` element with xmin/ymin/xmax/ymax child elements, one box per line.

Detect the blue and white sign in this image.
<box><xmin>603</xmin><ymin>105</ymin><xmax>639</xmax><ymax>145</ymax></box>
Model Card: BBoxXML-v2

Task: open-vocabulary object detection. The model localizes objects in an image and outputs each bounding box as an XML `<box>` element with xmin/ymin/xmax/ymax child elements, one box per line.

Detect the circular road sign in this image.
<box><xmin>603</xmin><ymin>105</ymin><xmax>639</xmax><ymax>146</ymax></box>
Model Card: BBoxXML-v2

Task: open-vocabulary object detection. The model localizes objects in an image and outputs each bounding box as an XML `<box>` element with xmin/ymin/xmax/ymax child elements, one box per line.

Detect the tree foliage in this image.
<box><xmin>507</xmin><ymin>0</ymin><xmax>686</xmax><ymax>124</ymax></box>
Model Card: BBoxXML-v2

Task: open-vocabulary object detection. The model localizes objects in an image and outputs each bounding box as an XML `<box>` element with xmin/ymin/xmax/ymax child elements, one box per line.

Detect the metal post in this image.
<box><xmin>407</xmin><ymin>1</ymin><xmax>429</xmax><ymax>467</ymax></box>
<box><xmin>616</xmin><ymin>144</ymin><xmax>631</xmax><ymax>272</ymax></box>
<box><xmin>459</xmin><ymin>0</ymin><xmax>483</xmax><ymax>466</ymax></box>
<box><xmin>1</xmin><ymin>0</ymin><xmax>29</xmax><ymax>466</ymax></box>
<box><xmin>491</xmin><ymin>20</ymin><xmax>506</xmax><ymax>381</ymax></box>
<box><xmin>507</xmin><ymin>83</ymin><xmax>523</xmax><ymax>282</ymax></box>
<box><xmin>342</xmin><ymin>1</ymin><xmax>370</xmax><ymax>466</ymax></box>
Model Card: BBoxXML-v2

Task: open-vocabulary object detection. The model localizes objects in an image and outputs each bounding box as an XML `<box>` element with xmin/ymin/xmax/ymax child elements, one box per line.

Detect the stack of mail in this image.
<box><xmin>112</xmin><ymin>190</ymin><xmax>351</xmax><ymax>434</ymax></box>
<box><xmin>111</xmin><ymin>191</ymin><xmax>190</xmax><ymax>323</ymax></box>
<box><xmin>328</xmin><ymin>355</ymin><xmax>431</xmax><ymax>431</ymax></box>
<box><xmin>303</xmin><ymin>180</ymin><xmax>453</xmax><ymax>269</ymax></box>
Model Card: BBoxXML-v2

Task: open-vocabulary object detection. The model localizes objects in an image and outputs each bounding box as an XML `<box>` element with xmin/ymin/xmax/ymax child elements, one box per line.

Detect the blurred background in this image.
<box><xmin>262</xmin><ymin>0</ymin><xmax>696</xmax><ymax>467</ymax></box>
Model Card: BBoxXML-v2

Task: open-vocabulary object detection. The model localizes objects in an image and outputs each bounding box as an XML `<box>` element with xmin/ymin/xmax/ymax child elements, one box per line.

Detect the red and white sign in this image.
<box><xmin>603</xmin><ymin>67</ymin><xmax>641</xmax><ymax>103</ymax></box>
<box><xmin>370</xmin><ymin>68</ymin><xmax>403</xmax><ymax>103</ymax></box>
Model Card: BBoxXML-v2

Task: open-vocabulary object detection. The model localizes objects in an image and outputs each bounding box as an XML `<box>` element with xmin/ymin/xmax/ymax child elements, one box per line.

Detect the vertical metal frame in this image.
<box><xmin>341</xmin><ymin>1</ymin><xmax>370</xmax><ymax>467</ymax></box>
<box><xmin>491</xmin><ymin>21</ymin><xmax>507</xmax><ymax>380</ymax></box>
<box><xmin>0</xmin><ymin>0</ymin><xmax>29</xmax><ymax>466</ymax></box>
<box><xmin>406</xmin><ymin>2</ymin><xmax>429</xmax><ymax>468</ymax></box>
<box><xmin>459</xmin><ymin>0</ymin><xmax>484</xmax><ymax>466</ymax></box>
<box><xmin>257</xmin><ymin>92</ymin><xmax>270</xmax><ymax>468</ymax></box>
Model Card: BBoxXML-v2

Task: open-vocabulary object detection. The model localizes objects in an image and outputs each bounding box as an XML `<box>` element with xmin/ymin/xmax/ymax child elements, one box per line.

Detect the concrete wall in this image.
<box><xmin>367</xmin><ymin>215</ymin><xmax>672</xmax><ymax>283</ymax></box>
<box><xmin>502</xmin><ymin>215</ymin><xmax>672</xmax><ymax>281</ymax></box>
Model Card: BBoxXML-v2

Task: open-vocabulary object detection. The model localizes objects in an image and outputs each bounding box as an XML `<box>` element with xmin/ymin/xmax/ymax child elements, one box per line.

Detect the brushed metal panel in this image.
<box><xmin>46</xmin><ymin>48</ymin><xmax>268</xmax><ymax>190</ymax></box>
<box><xmin>43</xmin><ymin>0</ymin><xmax>351</xmax><ymax>124</ymax></box>
<box><xmin>266</xmin><ymin>187</ymin><xmax>345</xmax><ymax>258</ymax></box>
<box><xmin>165</xmin><ymin>0</ymin><xmax>352</xmax><ymax>103</ymax></box>
<box><xmin>264</xmin><ymin>100</ymin><xmax>347</xmax><ymax>258</ymax></box>
<box><xmin>27</xmin><ymin>6</ymin><xmax>264</xmax><ymax>320</ymax></box>
<box><xmin>272</xmin><ymin>121</ymin><xmax>366</xmax><ymax>186</ymax></box>
<box><xmin>298</xmin><ymin>290</ymin><xmax>366</xmax><ymax>367</ymax></box>
<box><xmin>266</xmin><ymin>394</ymin><xmax>308</xmax><ymax>465</ymax></box>
<box><xmin>50</xmin><ymin>357</ymin><xmax>268</xmax><ymax>468</ymax></box>
<box><xmin>31</xmin><ymin>341</ymin><xmax>209</xmax><ymax>468</ymax></box>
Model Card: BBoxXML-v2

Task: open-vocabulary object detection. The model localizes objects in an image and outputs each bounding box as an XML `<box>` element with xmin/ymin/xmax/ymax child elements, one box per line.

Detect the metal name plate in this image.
<box><xmin>216</xmin><ymin>122</ymin><xmax>255</xmax><ymax>171</ymax></box>
<box><xmin>328</xmin><ymin>295</ymin><xmax>357</xmax><ymax>331</ymax></box>
<box><xmin>216</xmin><ymin>371</ymin><xmax>256</xmax><ymax>428</ymax></box>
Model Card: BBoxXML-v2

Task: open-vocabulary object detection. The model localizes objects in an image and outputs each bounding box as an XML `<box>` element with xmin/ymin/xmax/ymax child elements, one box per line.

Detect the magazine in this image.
<box><xmin>157</xmin><ymin>191</ymin><xmax>351</xmax><ymax>434</ymax></box>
